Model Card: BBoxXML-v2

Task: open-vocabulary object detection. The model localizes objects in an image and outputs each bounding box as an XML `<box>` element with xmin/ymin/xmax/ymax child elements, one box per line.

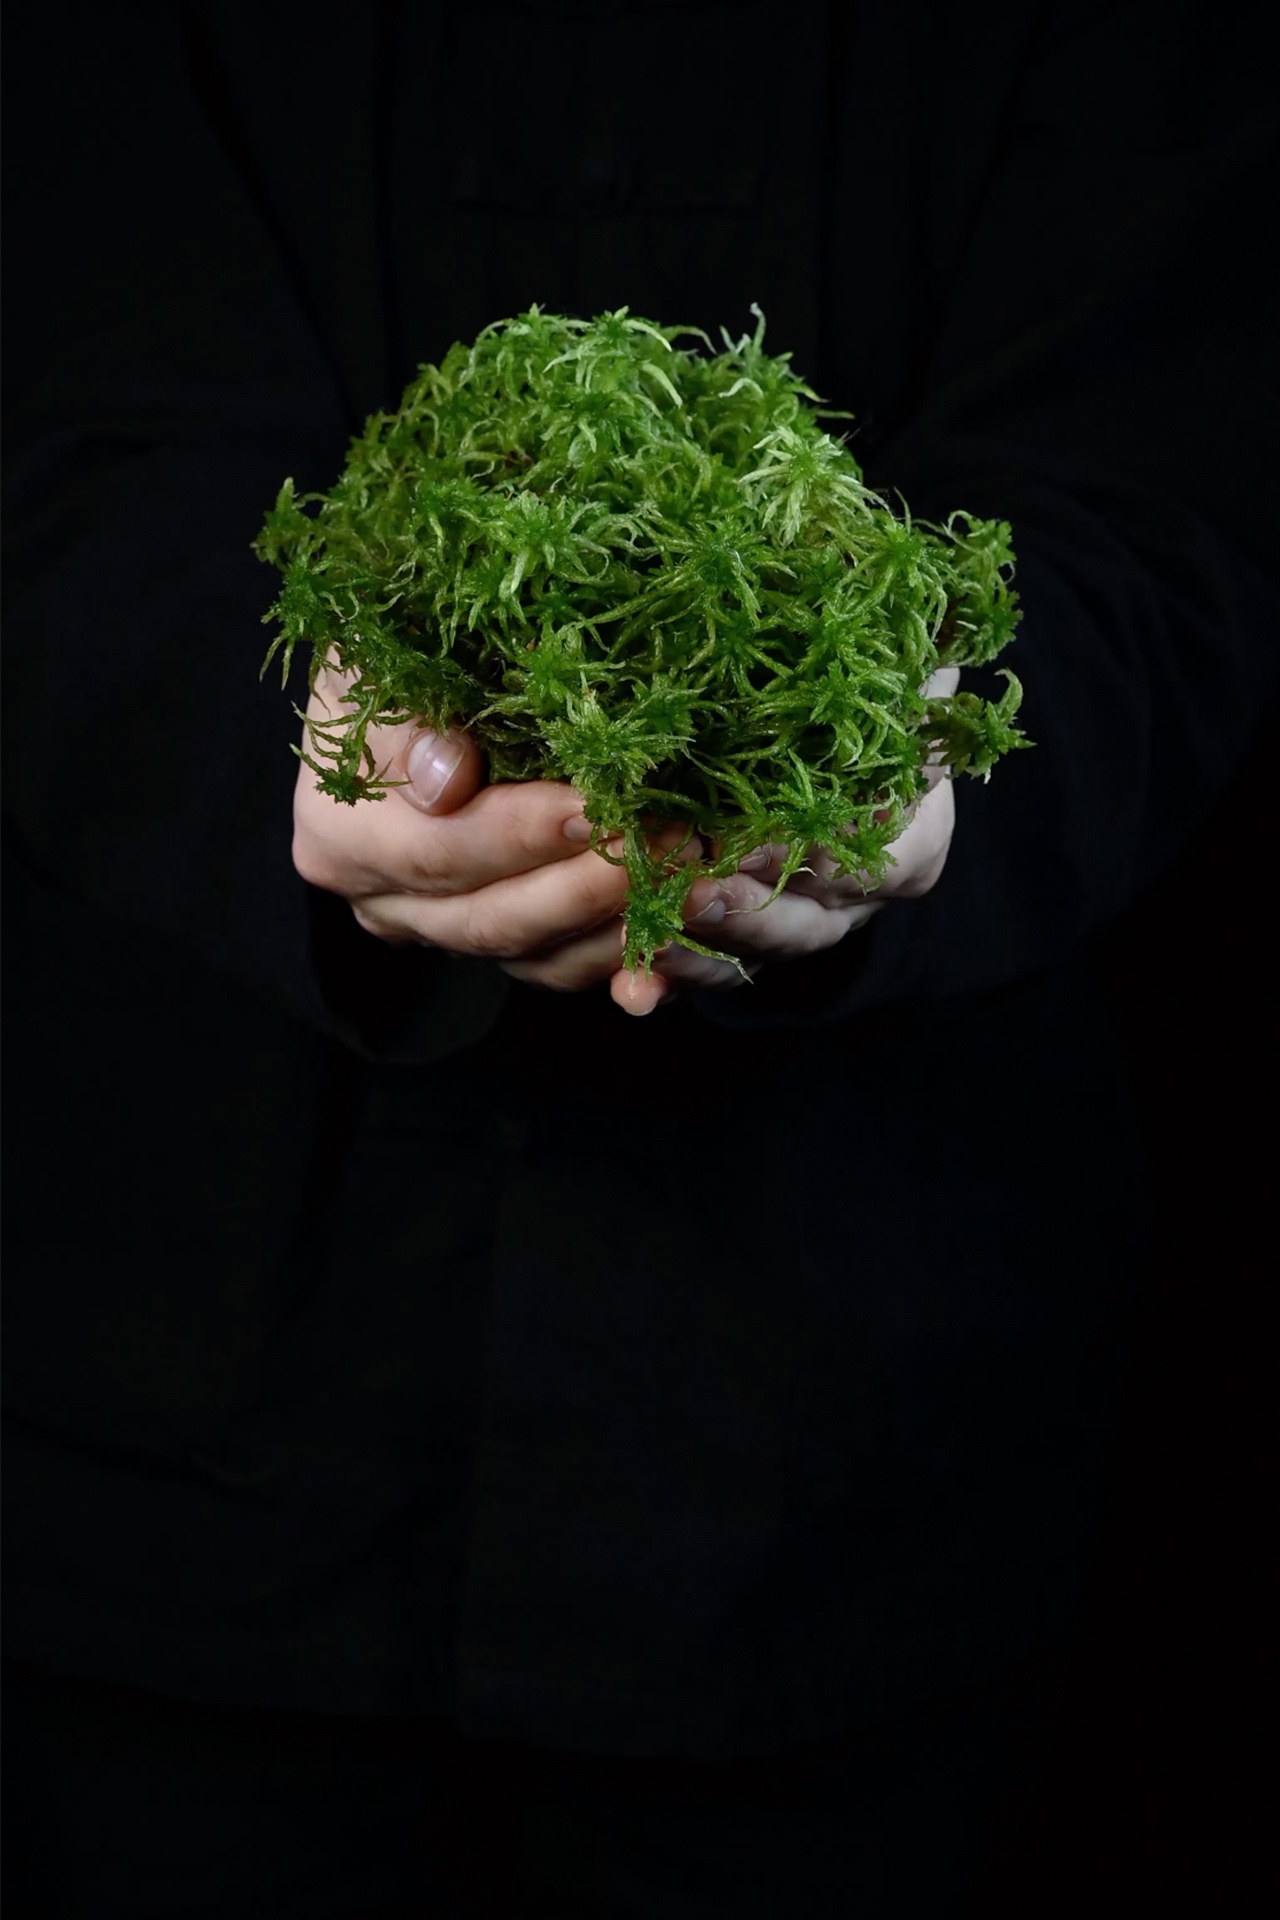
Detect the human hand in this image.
<box><xmin>599</xmin><ymin>664</ymin><xmax>962</xmax><ymax>1016</ymax></box>
<box><xmin>470</xmin><ymin>666</ymin><xmax>960</xmax><ymax>1017</ymax></box>
<box><xmin>291</xmin><ymin>663</ymin><xmax>693</xmax><ymax>978</ymax></box>
<box><xmin>293</xmin><ymin>663</ymin><xmax>957</xmax><ymax>1017</ymax></box>
<box><xmin>613</xmin><ymin>768</ymin><xmax>955</xmax><ymax>1014</ymax></box>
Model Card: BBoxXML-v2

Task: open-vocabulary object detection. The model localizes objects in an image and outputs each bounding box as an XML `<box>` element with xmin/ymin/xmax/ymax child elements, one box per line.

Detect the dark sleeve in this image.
<box><xmin>696</xmin><ymin>0</ymin><xmax>1279</xmax><ymax>1032</ymax></box>
<box><xmin>1</xmin><ymin>3</ymin><xmax>506</xmax><ymax>1061</ymax></box>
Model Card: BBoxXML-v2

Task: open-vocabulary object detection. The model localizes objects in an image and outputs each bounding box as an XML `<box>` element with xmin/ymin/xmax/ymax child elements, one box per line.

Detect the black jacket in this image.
<box><xmin>3</xmin><ymin>0</ymin><xmax>1275</xmax><ymax>1756</ymax></box>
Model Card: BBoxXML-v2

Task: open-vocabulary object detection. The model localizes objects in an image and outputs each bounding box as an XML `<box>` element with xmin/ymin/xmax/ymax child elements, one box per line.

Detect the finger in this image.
<box><xmin>299</xmin><ymin>671</ymin><xmax>594</xmax><ymax>895</ymax></box>
<box><xmin>504</xmin><ymin>824</ymin><xmax>708</xmax><ymax>1001</ymax></box>
<box><xmin>782</xmin><ymin>785</ymin><xmax>953</xmax><ymax>906</ymax></box>
<box><xmin>644</xmin><ymin>945</ymin><xmax>756</xmax><ymax>994</ymax></box>
<box><xmin>721</xmin><ymin>804</ymin><xmax>919</xmax><ymax>905</ymax></box>
<box><xmin>674</xmin><ymin>872</ymin><xmax>882</xmax><ymax>965</ymax></box>
<box><xmin>305</xmin><ymin>668</ymin><xmax>487</xmax><ymax>815</ymax></box>
<box><xmin>298</xmin><ymin>679</ymin><xmax>702</xmax><ymax>903</ymax></box>
<box><xmin>348</xmin><ymin>842</ymin><xmax>629</xmax><ymax>955</ymax></box>
<box><xmin>871</xmin><ymin>778</ymin><xmax>954</xmax><ymax>899</ymax></box>
<box><xmin>609</xmin><ymin>964</ymin><xmax>678</xmax><ymax>1018</ymax></box>
<box><xmin>730</xmin><ymin>765</ymin><xmax>956</xmax><ymax>912</ymax></box>
<box><xmin>295</xmin><ymin>759</ymin><xmax>607</xmax><ymax>900</ymax></box>
<box><xmin>401</xmin><ymin>724</ymin><xmax>487</xmax><ymax>815</ymax></box>
<box><xmin>717</xmin><ymin>843</ymin><xmax>879</xmax><ymax>912</ymax></box>
<box><xmin>774</xmin><ymin>848</ymin><xmax>880</xmax><ymax>906</ymax></box>
<box><xmin>923</xmin><ymin>664</ymin><xmax>961</xmax><ymax>790</ymax></box>
<box><xmin>501</xmin><ymin>918</ymin><xmax>627</xmax><ymax>993</ymax></box>
<box><xmin>348</xmin><ymin>817</ymin><xmax>696</xmax><ymax>958</ymax></box>
<box><xmin>307</xmin><ymin>678</ymin><xmax>490</xmax><ymax>818</ymax></box>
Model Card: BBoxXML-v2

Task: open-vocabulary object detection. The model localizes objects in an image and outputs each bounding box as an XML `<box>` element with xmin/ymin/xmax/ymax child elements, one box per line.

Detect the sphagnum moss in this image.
<box><xmin>256</xmin><ymin>306</ymin><xmax>1027</xmax><ymax>974</ymax></box>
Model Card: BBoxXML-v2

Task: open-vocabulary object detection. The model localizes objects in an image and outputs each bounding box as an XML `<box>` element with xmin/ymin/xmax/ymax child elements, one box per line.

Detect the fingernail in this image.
<box><xmin>562</xmin><ymin>813</ymin><xmax>594</xmax><ymax>843</ymax></box>
<box><xmin>739</xmin><ymin>849</ymin><xmax>772</xmax><ymax>874</ymax></box>
<box><xmin>407</xmin><ymin>731</ymin><xmax>464</xmax><ymax>806</ymax></box>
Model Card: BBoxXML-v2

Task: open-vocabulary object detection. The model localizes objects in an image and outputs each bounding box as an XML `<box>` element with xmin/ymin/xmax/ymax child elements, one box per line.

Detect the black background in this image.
<box><xmin>4</xmin><ymin>0</ymin><xmax>1275</xmax><ymax>1907</ymax></box>
<box><xmin>979</xmin><ymin>713</ymin><xmax>1273</xmax><ymax>1908</ymax></box>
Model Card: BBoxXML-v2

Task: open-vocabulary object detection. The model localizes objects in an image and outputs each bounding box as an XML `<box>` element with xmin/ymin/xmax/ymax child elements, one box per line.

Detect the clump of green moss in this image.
<box><xmin>256</xmin><ymin>306</ymin><xmax>1026</xmax><ymax>973</ymax></box>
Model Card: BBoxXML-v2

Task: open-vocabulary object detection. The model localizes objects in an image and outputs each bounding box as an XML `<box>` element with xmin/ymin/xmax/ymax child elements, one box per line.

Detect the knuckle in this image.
<box><xmin>407</xmin><ymin>835</ymin><xmax>457</xmax><ymax>897</ymax></box>
<box><xmin>461</xmin><ymin>893</ymin><xmax>516</xmax><ymax>959</ymax></box>
<box><xmin>574</xmin><ymin>862</ymin><xmax>627</xmax><ymax>926</ymax></box>
<box><xmin>510</xmin><ymin>806</ymin><xmax>555</xmax><ymax>870</ymax></box>
<box><xmin>350</xmin><ymin>900</ymin><xmax>417</xmax><ymax>950</ymax></box>
<box><xmin>895</xmin><ymin>852</ymin><xmax>945</xmax><ymax>899</ymax></box>
<box><xmin>350</xmin><ymin>899</ymin><xmax>390</xmax><ymax>940</ymax></box>
<box><xmin>291</xmin><ymin>823</ymin><xmax>337</xmax><ymax>892</ymax></box>
<box><xmin>484</xmin><ymin>786</ymin><xmax>559</xmax><ymax>873</ymax></box>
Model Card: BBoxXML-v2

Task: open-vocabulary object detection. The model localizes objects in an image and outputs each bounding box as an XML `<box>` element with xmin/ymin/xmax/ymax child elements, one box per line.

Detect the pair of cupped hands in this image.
<box><xmin>294</xmin><ymin>663</ymin><xmax>959</xmax><ymax>1016</ymax></box>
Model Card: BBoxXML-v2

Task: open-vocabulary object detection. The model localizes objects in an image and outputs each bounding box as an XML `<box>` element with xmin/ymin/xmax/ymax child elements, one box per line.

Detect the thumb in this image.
<box><xmin>401</xmin><ymin>725</ymin><xmax>485</xmax><ymax>815</ymax></box>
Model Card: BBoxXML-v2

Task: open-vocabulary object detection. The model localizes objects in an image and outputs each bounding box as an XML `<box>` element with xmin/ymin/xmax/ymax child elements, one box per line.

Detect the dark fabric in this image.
<box><xmin>1</xmin><ymin>1659</ymin><xmax>1048</xmax><ymax>1918</ymax></box>
<box><xmin>2</xmin><ymin>841</ymin><xmax>1145</xmax><ymax>1746</ymax></box>
<box><xmin>2</xmin><ymin>0</ymin><xmax>1276</xmax><ymax>1769</ymax></box>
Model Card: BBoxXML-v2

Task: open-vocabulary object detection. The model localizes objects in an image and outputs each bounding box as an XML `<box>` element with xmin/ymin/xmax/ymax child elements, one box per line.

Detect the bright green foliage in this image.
<box><xmin>256</xmin><ymin>306</ymin><xmax>1027</xmax><ymax>973</ymax></box>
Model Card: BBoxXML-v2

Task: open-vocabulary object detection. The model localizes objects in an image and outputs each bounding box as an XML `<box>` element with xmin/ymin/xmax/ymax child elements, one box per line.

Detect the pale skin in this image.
<box><xmin>293</xmin><ymin>662</ymin><xmax>960</xmax><ymax>1016</ymax></box>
